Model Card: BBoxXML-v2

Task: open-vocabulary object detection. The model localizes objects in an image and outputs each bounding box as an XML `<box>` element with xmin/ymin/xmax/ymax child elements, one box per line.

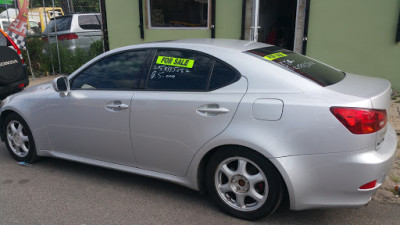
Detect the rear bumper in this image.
<box><xmin>273</xmin><ymin>124</ymin><xmax>398</xmax><ymax>210</ymax></box>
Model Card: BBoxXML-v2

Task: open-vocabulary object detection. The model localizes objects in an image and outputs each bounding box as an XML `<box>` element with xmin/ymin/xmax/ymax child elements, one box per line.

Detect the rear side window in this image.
<box><xmin>247</xmin><ymin>47</ymin><xmax>345</xmax><ymax>86</ymax></box>
<box><xmin>45</xmin><ymin>16</ymin><xmax>72</xmax><ymax>33</ymax></box>
<box><xmin>209</xmin><ymin>61</ymin><xmax>240</xmax><ymax>90</ymax></box>
<box><xmin>78</xmin><ymin>15</ymin><xmax>101</xmax><ymax>30</ymax></box>
<box><xmin>71</xmin><ymin>50</ymin><xmax>150</xmax><ymax>90</ymax></box>
<box><xmin>147</xmin><ymin>50</ymin><xmax>213</xmax><ymax>91</ymax></box>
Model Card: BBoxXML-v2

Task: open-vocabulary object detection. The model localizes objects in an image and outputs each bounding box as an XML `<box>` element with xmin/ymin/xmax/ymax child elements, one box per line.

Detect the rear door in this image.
<box><xmin>131</xmin><ymin>49</ymin><xmax>247</xmax><ymax>176</ymax></box>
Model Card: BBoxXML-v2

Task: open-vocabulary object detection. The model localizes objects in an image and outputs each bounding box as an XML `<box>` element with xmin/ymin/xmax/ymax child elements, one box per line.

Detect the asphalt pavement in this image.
<box><xmin>0</xmin><ymin>142</ymin><xmax>399</xmax><ymax>225</ymax></box>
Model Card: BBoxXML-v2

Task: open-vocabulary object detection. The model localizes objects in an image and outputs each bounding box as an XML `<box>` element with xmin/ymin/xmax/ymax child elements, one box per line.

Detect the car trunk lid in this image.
<box><xmin>326</xmin><ymin>73</ymin><xmax>392</xmax><ymax>149</ymax></box>
<box><xmin>326</xmin><ymin>73</ymin><xmax>392</xmax><ymax>110</ymax></box>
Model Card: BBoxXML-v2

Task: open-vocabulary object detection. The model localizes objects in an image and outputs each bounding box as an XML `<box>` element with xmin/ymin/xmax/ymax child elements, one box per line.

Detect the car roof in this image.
<box><xmin>140</xmin><ymin>38</ymin><xmax>272</xmax><ymax>52</ymax></box>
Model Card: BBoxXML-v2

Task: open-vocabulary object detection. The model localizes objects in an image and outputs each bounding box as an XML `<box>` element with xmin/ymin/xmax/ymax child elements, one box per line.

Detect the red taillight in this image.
<box><xmin>359</xmin><ymin>180</ymin><xmax>377</xmax><ymax>190</ymax></box>
<box><xmin>330</xmin><ymin>107</ymin><xmax>387</xmax><ymax>134</ymax></box>
<box><xmin>57</xmin><ymin>33</ymin><xmax>78</xmax><ymax>41</ymax></box>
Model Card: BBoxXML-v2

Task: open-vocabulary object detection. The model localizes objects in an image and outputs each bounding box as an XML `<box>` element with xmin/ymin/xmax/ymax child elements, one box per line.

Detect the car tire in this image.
<box><xmin>206</xmin><ymin>147</ymin><xmax>283</xmax><ymax>220</ymax></box>
<box><xmin>3</xmin><ymin>113</ymin><xmax>36</xmax><ymax>163</ymax></box>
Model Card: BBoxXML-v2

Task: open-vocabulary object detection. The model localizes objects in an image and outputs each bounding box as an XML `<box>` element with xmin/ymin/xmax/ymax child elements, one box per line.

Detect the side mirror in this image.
<box><xmin>52</xmin><ymin>76</ymin><xmax>70</xmax><ymax>93</ymax></box>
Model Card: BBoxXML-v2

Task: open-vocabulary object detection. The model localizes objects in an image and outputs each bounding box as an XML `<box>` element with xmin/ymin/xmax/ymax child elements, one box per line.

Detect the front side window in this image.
<box><xmin>147</xmin><ymin>49</ymin><xmax>213</xmax><ymax>90</ymax></box>
<box><xmin>71</xmin><ymin>50</ymin><xmax>150</xmax><ymax>90</ymax></box>
<box><xmin>148</xmin><ymin>0</ymin><xmax>209</xmax><ymax>29</ymax></box>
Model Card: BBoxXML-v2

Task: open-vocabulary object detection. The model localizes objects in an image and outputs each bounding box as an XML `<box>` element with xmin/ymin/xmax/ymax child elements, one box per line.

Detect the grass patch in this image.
<box><xmin>390</xmin><ymin>174</ymin><xmax>400</xmax><ymax>183</ymax></box>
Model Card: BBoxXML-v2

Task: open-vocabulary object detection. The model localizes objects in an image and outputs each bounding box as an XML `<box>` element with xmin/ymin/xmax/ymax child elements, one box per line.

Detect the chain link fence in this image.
<box><xmin>0</xmin><ymin>0</ymin><xmax>105</xmax><ymax>78</ymax></box>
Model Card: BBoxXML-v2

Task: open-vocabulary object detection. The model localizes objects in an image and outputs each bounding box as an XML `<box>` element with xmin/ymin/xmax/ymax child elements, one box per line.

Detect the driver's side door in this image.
<box><xmin>46</xmin><ymin>50</ymin><xmax>152</xmax><ymax>166</ymax></box>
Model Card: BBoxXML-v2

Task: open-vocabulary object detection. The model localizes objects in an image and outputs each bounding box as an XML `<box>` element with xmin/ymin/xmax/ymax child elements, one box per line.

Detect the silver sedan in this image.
<box><xmin>0</xmin><ymin>39</ymin><xmax>397</xmax><ymax>220</ymax></box>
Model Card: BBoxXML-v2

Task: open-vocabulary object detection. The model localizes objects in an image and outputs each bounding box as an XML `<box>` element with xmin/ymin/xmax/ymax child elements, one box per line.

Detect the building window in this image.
<box><xmin>147</xmin><ymin>0</ymin><xmax>210</xmax><ymax>29</ymax></box>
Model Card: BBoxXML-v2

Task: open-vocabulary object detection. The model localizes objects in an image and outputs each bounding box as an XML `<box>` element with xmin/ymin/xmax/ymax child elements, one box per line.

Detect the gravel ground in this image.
<box><xmin>373</xmin><ymin>98</ymin><xmax>400</xmax><ymax>204</ymax></box>
<box><xmin>27</xmin><ymin>75</ymin><xmax>400</xmax><ymax>204</ymax></box>
<box><xmin>29</xmin><ymin>75</ymin><xmax>59</xmax><ymax>86</ymax></box>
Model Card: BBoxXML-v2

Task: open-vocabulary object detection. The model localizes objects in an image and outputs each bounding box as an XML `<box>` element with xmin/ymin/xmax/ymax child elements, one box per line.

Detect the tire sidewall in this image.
<box><xmin>3</xmin><ymin>113</ymin><xmax>36</xmax><ymax>162</ymax></box>
<box><xmin>206</xmin><ymin>147</ymin><xmax>283</xmax><ymax>220</ymax></box>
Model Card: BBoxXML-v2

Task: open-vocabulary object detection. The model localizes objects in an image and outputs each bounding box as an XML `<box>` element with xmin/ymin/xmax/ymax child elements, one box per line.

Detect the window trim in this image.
<box><xmin>144</xmin><ymin>48</ymin><xmax>241</xmax><ymax>92</ymax></box>
<box><xmin>146</xmin><ymin>0</ymin><xmax>211</xmax><ymax>30</ymax></box>
<box><xmin>69</xmin><ymin>49</ymin><xmax>154</xmax><ymax>91</ymax></box>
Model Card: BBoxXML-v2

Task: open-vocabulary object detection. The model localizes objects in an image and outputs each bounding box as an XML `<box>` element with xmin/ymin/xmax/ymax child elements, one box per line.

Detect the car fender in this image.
<box><xmin>0</xmin><ymin>88</ymin><xmax>53</xmax><ymax>153</ymax></box>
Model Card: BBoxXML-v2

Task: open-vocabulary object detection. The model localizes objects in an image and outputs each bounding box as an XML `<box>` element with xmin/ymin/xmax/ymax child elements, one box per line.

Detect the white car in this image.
<box><xmin>0</xmin><ymin>39</ymin><xmax>397</xmax><ymax>220</ymax></box>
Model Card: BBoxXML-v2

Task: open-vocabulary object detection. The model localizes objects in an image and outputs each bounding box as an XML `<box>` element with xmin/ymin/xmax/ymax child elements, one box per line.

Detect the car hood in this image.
<box><xmin>326</xmin><ymin>73</ymin><xmax>392</xmax><ymax>110</ymax></box>
<box><xmin>23</xmin><ymin>82</ymin><xmax>52</xmax><ymax>93</ymax></box>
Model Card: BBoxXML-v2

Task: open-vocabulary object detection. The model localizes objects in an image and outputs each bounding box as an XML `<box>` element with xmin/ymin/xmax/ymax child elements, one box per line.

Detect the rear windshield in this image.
<box><xmin>78</xmin><ymin>15</ymin><xmax>101</xmax><ymax>30</ymax></box>
<box><xmin>246</xmin><ymin>47</ymin><xmax>345</xmax><ymax>86</ymax></box>
<box><xmin>44</xmin><ymin>16</ymin><xmax>72</xmax><ymax>33</ymax></box>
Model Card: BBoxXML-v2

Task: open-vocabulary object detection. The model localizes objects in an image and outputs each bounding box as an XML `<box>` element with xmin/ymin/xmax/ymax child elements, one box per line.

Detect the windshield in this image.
<box><xmin>246</xmin><ymin>47</ymin><xmax>345</xmax><ymax>86</ymax></box>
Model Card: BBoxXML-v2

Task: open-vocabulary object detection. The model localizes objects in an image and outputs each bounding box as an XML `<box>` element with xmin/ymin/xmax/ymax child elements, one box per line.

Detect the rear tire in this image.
<box><xmin>3</xmin><ymin>113</ymin><xmax>36</xmax><ymax>163</ymax></box>
<box><xmin>206</xmin><ymin>147</ymin><xmax>283</xmax><ymax>220</ymax></box>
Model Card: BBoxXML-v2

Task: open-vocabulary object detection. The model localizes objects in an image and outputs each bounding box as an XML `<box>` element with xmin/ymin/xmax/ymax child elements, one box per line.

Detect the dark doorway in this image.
<box><xmin>258</xmin><ymin>0</ymin><xmax>297</xmax><ymax>50</ymax></box>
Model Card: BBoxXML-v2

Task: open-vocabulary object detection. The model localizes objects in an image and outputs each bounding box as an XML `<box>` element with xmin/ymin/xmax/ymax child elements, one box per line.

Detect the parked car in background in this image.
<box><xmin>0</xmin><ymin>18</ymin><xmax>10</xmax><ymax>32</ymax></box>
<box><xmin>0</xmin><ymin>7</ymin><xmax>64</xmax><ymax>33</ymax></box>
<box><xmin>42</xmin><ymin>13</ymin><xmax>102</xmax><ymax>52</ymax></box>
<box><xmin>0</xmin><ymin>39</ymin><xmax>397</xmax><ymax>220</ymax></box>
<box><xmin>0</xmin><ymin>28</ymin><xmax>29</xmax><ymax>99</ymax></box>
<box><xmin>28</xmin><ymin>7</ymin><xmax>64</xmax><ymax>33</ymax></box>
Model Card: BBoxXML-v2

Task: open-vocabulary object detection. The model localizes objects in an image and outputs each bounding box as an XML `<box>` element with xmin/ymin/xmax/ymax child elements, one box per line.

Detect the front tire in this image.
<box><xmin>3</xmin><ymin>113</ymin><xmax>36</xmax><ymax>162</ymax></box>
<box><xmin>206</xmin><ymin>147</ymin><xmax>283</xmax><ymax>220</ymax></box>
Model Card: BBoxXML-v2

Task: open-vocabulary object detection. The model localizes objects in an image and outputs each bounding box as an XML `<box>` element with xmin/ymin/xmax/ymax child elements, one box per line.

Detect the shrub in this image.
<box><xmin>22</xmin><ymin>37</ymin><xmax>51</xmax><ymax>75</ymax></box>
<box><xmin>23</xmin><ymin>39</ymin><xmax>105</xmax><ymax>75</ymax></box>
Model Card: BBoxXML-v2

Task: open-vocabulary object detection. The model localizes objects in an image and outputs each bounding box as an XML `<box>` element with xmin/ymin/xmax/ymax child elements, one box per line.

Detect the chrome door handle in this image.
<box><xmin>196</xmin><ymin>105</ymin><xmax>229</xmax><ymax>116</ymax></box>
<box><xmin>197</xmin><ymin>108</ymin><xmax>229</xmax><ymax>114</ymax></box>
<box><xmin>106</xmin><ymin>103</ymin><xmax>129</xmax><ymax>110</ymax></box>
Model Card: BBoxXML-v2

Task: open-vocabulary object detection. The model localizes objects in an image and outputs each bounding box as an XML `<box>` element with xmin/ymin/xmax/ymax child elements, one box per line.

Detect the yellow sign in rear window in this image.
<box><xmin>156</xmin><ymin>56</ymin><xmax>195</xmax><ymax>68</ymax></box>
<box><xmin>263</xmin><ymin>52</ymin><xmax>287</xmax><ymax>61</ymax></box>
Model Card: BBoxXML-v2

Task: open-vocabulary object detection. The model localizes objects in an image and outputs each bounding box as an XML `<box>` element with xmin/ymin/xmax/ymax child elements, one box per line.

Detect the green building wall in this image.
<box><xmin>306</xmin><ymin>0</ymin><xmax>400</xmax><ymax>91</ymax></box>
<box><xmin>105</xmin><ymin>0</ymin><xmax>242</xmax><ymax>49</ymax></box>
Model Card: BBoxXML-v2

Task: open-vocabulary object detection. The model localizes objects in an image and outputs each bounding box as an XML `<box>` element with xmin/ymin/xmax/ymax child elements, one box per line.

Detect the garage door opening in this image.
<box><xmin>245</xmin><ymin>0</ymin><xmax>308</xmax><ymax>53</ymax></box>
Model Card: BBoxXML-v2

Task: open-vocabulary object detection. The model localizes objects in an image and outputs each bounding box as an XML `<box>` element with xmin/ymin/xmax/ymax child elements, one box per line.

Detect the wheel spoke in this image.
<box><xmin>248</xmin><ymin>188</ymin><xmax>264</xmax><ymax>202</ymax></box>
<box><xmin>10</xmin><ymin>123</ymin><xmax>18</xmax><ymax>135</ymax></box>
<box><xmin>235</xmin><ymin>193</ymin><xmax>246</xmax><ymax>208</ymax></box>
<box><xmin>20</xmin><ymin>134</ymin><xmax>29</xmax><ymax>142</ymax></box>
<box><xmin>218</xmin><ymin>183</ymin><xmax>232</xmax><ymax>194</ymax></box>
<box><xmin>7</xmin><ymin>134</ymin><xmax>13</xmax><ymax>141</ymax></box>
<box><xmin>20</xmin><ymin>144</ymin><xmax>29</xmax><ymax>153</ymax></box>
<box><xmin>236</xmin><ymin>159</ymin><xmax>247</xmax><ymax>175</ymax></box>
<box><xmin>247</xmin><ymin>173</ymin><xmax>264</xmax><ymax>185</ymax></box>
<box><xmin>220</xmin><ymin>164</ymin><xmax>235</xmax><ymax>180</ymax></box>
<box><xmin>17</xmin><ymin>123</ymin><xmax>23</xmax><ymax>135</ymax></box>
